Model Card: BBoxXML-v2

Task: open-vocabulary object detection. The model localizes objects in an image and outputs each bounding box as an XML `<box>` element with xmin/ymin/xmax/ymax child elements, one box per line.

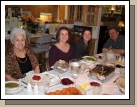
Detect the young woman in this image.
<box><xmin>5</xmin><ymin>27</ymin><xmax>40</xmax><ymax>81</ymax></box>
<box><xmin>49</xmin><ymin>26</ymin><xmax>74</xmax><ymax>67</ymax></box>
<box><xmin>74</xmin><ymin>29</ymin><xmax>92</xmax><ymax>59</ymax></box>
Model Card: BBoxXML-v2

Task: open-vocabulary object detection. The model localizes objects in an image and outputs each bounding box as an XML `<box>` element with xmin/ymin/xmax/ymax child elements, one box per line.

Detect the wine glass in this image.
<box><xmin>42</xmin><ymin>75</ymin><xmax>51</xmax><ymax>92</ymax></box>
<box><xmin>69</xmin><ymin>59</ymin><xmax>81</xmax><ymax>85</ymax></box>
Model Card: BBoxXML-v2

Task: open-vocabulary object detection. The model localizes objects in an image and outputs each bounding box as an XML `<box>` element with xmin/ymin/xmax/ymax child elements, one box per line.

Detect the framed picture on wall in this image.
<box><xmin>11</xmin><ymin>7</ymin><xmax>22</xmax><ymax>17</ymax></box>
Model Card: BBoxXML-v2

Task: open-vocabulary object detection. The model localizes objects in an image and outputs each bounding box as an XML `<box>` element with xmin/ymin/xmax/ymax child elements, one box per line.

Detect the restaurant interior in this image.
<box><xmin>5</xmin><ymin>5</ymin><xmax>125</xmax><ymax>72</ymax></box>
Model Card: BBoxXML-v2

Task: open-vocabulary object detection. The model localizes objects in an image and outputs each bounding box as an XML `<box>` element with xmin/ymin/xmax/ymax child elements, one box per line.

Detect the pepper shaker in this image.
<box><xmin>33</xmin><ymin>83</ymin><xmax>39</xmax><ymax>95</ymax></box>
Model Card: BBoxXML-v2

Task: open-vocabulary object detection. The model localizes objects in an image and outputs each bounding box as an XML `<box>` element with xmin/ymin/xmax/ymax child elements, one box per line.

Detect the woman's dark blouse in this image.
<box><xmin>74</xmin><ymin>39</ymin><xmax>92</xmax><ymax>59</ymax></box>
<box><xmin>49</xmin><ymin>44</ymin><xmax>74</xmax><ymax>67</ymax></box>
<box><xmin>17</xmin><ymin>54</ymin><xmax>32</xmax><ymax>74</ymax></box>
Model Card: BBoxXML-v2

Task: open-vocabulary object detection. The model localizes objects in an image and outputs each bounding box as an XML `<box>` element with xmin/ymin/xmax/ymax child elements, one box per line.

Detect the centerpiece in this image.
<box><xmin>21</xmin><ymin>14</ymin><xmax>39</xmax><ymax>33</ymax></box>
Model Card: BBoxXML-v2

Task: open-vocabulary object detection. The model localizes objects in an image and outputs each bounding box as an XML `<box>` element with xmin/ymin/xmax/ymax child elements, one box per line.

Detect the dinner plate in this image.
<box><xmin>25</xmin><ymin>74</ymin><xmax>45</xmax><ymax>86</ymax></box>
<box><xmin>5</xmin><ymin>86</ymin><xmax>24</xmax><ymax>95</ymax></box>
<box><xmin>116</xmin><ymin>77</ymin><xmax>125</xmax><ymax>89</ymax></box>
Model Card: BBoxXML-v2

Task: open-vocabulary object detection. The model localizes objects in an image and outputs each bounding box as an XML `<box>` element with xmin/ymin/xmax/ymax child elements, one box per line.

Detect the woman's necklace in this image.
<box><xmin>14</xmin><ymin>49</ymin><xmax>27</xmax><ymax>63</ymax></box>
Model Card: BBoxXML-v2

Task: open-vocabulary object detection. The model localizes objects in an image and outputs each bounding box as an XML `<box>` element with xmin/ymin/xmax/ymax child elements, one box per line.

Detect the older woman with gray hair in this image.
<box><xmin>5</xmin><ymin>27</ymin><xmax>40</xmax><ymax>81</ymax></box>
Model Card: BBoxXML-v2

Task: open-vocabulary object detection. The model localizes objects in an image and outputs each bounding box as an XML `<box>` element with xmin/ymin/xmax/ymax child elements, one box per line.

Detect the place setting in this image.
<box><xmin>5</xmin><ymin>81</ymin><xmax>24</xmax><ymax>95</ymax></box>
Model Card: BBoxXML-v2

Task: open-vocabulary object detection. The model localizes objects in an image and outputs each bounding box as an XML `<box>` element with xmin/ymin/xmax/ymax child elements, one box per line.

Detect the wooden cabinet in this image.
<box><xmin>67</xmin><ymin>5</ymin><xmax>75</xmax><ymax>24</ymax></box>
<box><xmin>75</xmin><ymin>5</ymin><xmax>83</xmax><ymax>21</ymax></box>
<box><xmin>83</xmin><ymin>5</ymin><xmax>99</xmax><ymax>26</ymax></box>
<box><xmin>59</xmin><ymin>5</ymin><xmax>65</xmax><ymax>21</ymax></box>
<box><xmin>67</xmin><ymin>5</ymin><xmax>83</xmax><ymax>23</ymax></box>
<box><xmin>67</xmin><ymin>5</ymin><xmax>99</xmax><ymax>25</ymax></box>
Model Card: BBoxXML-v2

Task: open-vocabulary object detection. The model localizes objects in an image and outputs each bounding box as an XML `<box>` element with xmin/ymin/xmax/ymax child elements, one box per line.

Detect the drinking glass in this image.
<box><xmin>43</xmin><ymin>75</ymin><xmax>51</xmax><ymax>91</ymax></box>
<box><xmin>92</xmin><ymin>85</ymin><xmax>102</xmax><ymax>95</ymax></box>
<box><xmin>69</xmin><ymin>59</ymin><xmax>81</xmax><ymax>84</ymax></box>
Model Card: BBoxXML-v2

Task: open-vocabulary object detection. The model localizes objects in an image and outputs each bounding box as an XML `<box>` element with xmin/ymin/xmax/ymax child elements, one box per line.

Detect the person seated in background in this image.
<box><xmin>102</xmin><ymin>27</ymin><xmax>125</xmax><ymax>56</ymax></box>
<box><xmin>74</xmin><ymin>29</ymin><xmax>92</xmax><ymax>59</ymax></box>
<box><xmin>49</xmin><ymin>26</ymin><xmax>74</xmax><ymax>68</ymax></box>
<box><xmin>5</xmin><ymin>27</ymin><xmax>40</xmax><ymax>81</ymax></box>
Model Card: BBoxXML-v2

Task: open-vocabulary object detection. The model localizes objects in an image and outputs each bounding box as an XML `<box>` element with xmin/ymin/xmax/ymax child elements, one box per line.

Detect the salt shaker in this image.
<box><xmin>33</xmin><ymin>83</ymin><xmax>39</xmax><ymax>95</ymax></box>
<box><xmin>27</xmin><ymin>82</ymin><xmax>33</xmax><ymax>95</ymax></box>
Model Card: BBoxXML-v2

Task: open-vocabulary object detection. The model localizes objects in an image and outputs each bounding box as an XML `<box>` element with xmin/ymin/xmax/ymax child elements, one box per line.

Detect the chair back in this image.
<box><xmin>36</xmin><ymin>34</ymin><xmax>53</xmax><ymax>49</ymax></box>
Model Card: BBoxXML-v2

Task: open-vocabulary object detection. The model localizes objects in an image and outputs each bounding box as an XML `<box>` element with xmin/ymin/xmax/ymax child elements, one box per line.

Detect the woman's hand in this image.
<box><xmin>5</xmin><ymin>75</ymin><xmax>18</xmax><ymax>81</ymax></box>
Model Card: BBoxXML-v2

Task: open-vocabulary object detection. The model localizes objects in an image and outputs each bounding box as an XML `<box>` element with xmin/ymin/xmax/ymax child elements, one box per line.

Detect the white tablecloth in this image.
<box><xmin>9</xmin><ymin>67</ymin><xmax>124</xmax><ymax>95</ymax></box>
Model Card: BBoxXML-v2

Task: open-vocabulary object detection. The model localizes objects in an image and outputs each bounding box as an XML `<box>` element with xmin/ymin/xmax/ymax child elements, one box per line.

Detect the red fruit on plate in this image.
<box><xmin>32</xmin><ymin>75</ymin><xmax>41</xmax><ymax>81</ymax></box>
<box><xmin>99</xmin><ymin>56</ymin><xmax>102</xmax><ymax>59</ymax></box>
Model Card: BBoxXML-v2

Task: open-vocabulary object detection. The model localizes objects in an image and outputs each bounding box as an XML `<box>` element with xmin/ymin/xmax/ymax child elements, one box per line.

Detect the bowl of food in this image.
<box><xmin>59</xmin><ymin>77</ymin><xmax>74</xmax><ymax>85</ymax></box>
<box><xmin>82</xmin><ymin>56</ymin><xmax>96</xmax><ymax>64</ymax></box>
<box><xmin>54</xmin><ymin>60</ymin><xmax>69</xmax><ymax>73</ymax></box>
<box><xmin>5</xmin><ymin>81</ymin><xmax>20</xmax><ymax>91</ymax></box>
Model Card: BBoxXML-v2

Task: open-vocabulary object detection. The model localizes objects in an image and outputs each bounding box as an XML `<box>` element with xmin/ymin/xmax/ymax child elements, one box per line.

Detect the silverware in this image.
<box><xmin>113</xmin><ymin>78</ymin><xmax>119</xmax><ymax>83</ymax></box>
<box><xmin>21</xmin><ymin>81</ymin><xmax>28</xmax><ymax>85</ymax></box>
<box><xmin>50</xmin><ymin>82</ymin><xmax>60</xmax><ymax>87</ymax></box>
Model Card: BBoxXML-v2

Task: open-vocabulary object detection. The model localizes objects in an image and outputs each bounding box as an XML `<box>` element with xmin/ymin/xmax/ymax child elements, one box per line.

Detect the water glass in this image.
<box><xmin>43</xmin><ymin>75</ymin><xmax>51</xmax><ymax>91</ymax></box>
<box><xmin>92</xmin><ymin>86</ymin><xmax>102</xmax><ymax>95</ymax></box>
<box><xmin>69</xmin><ymin>59</ymin><xmax>81</xmax><ymax>79</ymax></box>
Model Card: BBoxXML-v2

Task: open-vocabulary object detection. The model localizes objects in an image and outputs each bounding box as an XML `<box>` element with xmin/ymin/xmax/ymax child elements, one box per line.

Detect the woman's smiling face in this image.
<box><xmin>83</xmin><ymin>30</ymin><xmax>92</xmax><ymax>42</ymax></box>
<box><xmin>11</xmin><ymin>34</ymin><xmax>25</xmax><ymax>50</ymax></box>
<box><xmin>59</xmin><ymin>29</ymin><xmax>69</xmax><ymax>43</ymax></box>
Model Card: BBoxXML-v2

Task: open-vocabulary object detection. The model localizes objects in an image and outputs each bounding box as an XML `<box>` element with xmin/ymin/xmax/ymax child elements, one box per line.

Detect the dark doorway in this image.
<box><xmin>97</xmin><ymin>26</ymin><xmax>109</xmax><ymax>54</ymax></box>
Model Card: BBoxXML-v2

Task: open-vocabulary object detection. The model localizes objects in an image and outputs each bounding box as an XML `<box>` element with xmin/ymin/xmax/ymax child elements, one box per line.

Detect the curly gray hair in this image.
<box><xmin>10</xmin><ymin>27</ymin><xmax>26</xmax><ymax>41</ymax></box>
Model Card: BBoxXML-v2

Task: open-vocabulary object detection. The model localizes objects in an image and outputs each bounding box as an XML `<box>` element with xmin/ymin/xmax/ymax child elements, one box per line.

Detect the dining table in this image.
<box><xmin>5</xmin><ymin>53</ymin><xmax>125</xmax><ymax>96</ymax></box>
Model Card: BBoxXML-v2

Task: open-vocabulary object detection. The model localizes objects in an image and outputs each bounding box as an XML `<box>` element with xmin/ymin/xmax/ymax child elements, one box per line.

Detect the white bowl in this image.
<box><xmin>5</xmin><ymin>81</ymin><xmax>20</xmax><ymax>91</ymax></box>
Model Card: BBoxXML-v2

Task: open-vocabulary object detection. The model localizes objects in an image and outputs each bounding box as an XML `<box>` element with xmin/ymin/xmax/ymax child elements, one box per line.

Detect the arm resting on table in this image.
<box><xmin>34</xmin><ymin>65</ymin><xmax>40</xmax><ymax>74</ymax></box>
<box><xmin>5</xmin><ymin>75</ymin><xmax>18</xmax><ymax>81</ymax></box>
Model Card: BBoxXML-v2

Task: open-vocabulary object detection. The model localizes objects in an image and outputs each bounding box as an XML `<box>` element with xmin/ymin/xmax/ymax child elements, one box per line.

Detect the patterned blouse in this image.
<box><xmin>5</xmin><ymin>46</ymin><xmax>39</xmax><ymax>79</ymax></box>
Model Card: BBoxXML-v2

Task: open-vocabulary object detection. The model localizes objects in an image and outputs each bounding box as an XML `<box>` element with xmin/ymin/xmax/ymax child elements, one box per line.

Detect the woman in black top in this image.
<box><xmin>74</xmin><ymin>29</ymin><xmax>92</xmax><ymax>59</ymax></box>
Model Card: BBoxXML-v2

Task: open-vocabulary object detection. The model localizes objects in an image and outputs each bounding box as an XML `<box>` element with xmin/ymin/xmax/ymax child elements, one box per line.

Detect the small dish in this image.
<box><xmin>5</xmin><ymin>81</ymin><xmax>20</xmax><ymax>91</ymax></box>
<box><xmin>25</xmin><ymin>74</ymin><xmax>45</xmax><ymax>86</ymax></box>
<box><xmin>59</xmin><ymin>77</ymin><xmax>74</xmax><ymax>85</ymax></box>
<box><xmin>82</xmin><ymin>56</ymin><xmax>96</xmax><ymax>63</ymax></box>
<box><xmin>5</xmin><ymin>86</ymin><xmax>24</xmax><ymax>95</ymax></box>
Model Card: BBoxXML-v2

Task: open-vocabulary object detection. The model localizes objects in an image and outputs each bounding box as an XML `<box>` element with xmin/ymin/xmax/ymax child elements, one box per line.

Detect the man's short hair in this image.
<box><xmin>108</xmin><ymin>27</ymin><xmax>119</xmax><ymax>33</ymax></box>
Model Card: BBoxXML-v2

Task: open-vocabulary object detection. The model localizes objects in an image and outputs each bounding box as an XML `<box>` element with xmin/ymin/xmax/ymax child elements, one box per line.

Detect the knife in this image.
<box><xmin>21</xmin><ymin>81</ymin><xmax>28</xmax><ymax>85</ymax></box>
